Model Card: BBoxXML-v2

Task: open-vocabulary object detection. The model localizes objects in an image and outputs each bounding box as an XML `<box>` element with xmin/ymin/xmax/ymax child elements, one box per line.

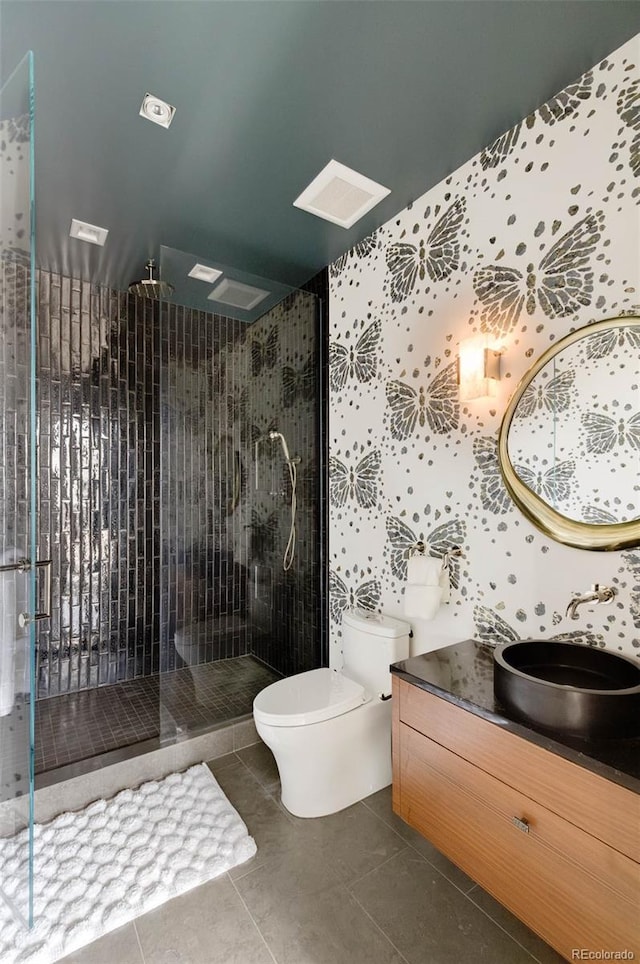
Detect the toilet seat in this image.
<box><xmin>253</xmin><ymin>667</ymin><xmax>369</xmax><ymax>727</ymax></box>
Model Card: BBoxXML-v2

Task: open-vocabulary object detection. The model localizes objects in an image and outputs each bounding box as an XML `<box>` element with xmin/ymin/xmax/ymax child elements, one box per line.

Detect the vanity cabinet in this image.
<box><xmin>392</xmin><ymin>677</ymin><xmax>640</xmax><ymax>961</ymax></box>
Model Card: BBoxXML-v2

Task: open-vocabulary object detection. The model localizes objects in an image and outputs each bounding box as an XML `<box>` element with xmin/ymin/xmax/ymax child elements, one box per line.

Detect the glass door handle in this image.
<box><xmin>15</xmin><ymin>559</ymin><xmax>52</xmax><ymax>627</ymax></box>
<box><xmin>0</xmin><ymin>558</ymin><xmax>30</xmax><ymax>573</ymax></box>
<box><xmin>33</xmin><ymin>560</ymin><xmax>52</xmax><ymax>621</ymax></box>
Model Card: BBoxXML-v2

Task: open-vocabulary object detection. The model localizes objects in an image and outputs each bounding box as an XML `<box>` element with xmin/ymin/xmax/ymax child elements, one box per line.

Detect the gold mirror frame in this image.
<box><xmin>498</xmin><ymin>314</ymin><xmax>640</xmax><ymax>551</ymax></box>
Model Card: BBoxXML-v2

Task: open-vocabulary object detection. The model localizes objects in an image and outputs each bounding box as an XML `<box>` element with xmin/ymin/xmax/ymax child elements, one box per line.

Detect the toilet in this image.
<box><xmin>253</xmin><ymin>610</ymin><xmax>411</xmax><ymax>818</ymax></box>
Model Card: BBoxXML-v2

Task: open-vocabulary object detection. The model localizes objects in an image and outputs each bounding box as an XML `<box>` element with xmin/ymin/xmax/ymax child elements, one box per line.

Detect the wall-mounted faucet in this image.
<box><xmin>565</xmin><ymin>584</ymin><xmax>617</xmax><ymax>621</ymax></box>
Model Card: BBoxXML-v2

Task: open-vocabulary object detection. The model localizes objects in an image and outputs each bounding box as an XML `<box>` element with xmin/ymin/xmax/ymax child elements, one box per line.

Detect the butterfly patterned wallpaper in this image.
<box><xmin>328</xmin><ymin>34</ymin><xmax>640</xmax><ymax>667</ymax></box>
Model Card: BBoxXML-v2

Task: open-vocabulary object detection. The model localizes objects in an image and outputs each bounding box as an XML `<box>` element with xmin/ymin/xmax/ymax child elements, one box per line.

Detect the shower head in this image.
<box><xmin>268</xmin><ymin>430</ymin><xmax>291</xmax><ymax>463</ymax></box>
<box><xmin>128</xmin><ymin>259</ymin><xmax>174</xmax><ymax>300</ymax></box>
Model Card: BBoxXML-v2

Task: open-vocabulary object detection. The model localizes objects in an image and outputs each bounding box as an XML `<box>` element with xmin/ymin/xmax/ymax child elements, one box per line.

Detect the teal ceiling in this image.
<box><xmin>2</xmin><ymin>1</ymin><xmax>639</xmax><ymax>292</ymax></box>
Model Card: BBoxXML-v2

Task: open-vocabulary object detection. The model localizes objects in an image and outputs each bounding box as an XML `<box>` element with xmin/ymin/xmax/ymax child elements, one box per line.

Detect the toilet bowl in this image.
<box><xmin>253</xmin><ymin>611</ymin><xmax>411</xmax><ymax>818</ymax></box>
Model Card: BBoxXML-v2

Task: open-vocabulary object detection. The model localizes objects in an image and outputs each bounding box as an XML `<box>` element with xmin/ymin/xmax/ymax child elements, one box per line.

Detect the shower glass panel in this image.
<box><xmin>0</xmin><ymin>51</ymin><xmax>36</xmax><ymax>928</ymax></box>
<box><xmin>158</xmin><ymin>245</ymin><xmax>322</xmax><ymax>744</ymax></box>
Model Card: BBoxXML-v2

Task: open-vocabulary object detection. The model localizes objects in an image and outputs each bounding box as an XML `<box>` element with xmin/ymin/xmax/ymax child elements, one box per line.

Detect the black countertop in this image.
<box><xmin>391</xmin><ymin>639</ymin><xmax>640</xmax><ymax>795</ymax></box>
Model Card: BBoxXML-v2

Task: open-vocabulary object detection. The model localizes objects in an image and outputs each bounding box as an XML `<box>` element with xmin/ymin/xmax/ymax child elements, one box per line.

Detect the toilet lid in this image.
<box><xmin>253</xmin><ymin>668</ymin><xmax>369</xmax><ymax>727</ymax></box>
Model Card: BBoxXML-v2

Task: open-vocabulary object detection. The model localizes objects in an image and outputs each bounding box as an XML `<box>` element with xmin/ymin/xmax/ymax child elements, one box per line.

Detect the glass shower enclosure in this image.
<box><xmin>158</xmin><ymin>245</ymin><xmax>322</xmax><ymax>744</ymax></box>
<box><xmin>0</xmin><ymin>50</ymin><xmax>37</xmax><ymax>928</ymax></box>
<box><xmin>0</xmin><ymin>48</ymin><xmax>327</xmax><ymax>936</ymax></box>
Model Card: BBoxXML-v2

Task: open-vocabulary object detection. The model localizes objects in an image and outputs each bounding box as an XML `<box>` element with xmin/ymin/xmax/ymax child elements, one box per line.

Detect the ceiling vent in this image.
<box><xmin>188</xmin><ymin>263</ymin><xmax>223</xmax><ymax>284</ymax></box>
<box><xmin>69</xmin><ymin>218</ymin><xmax>109</xmax><ymax>246</ymax></box>
<box><xmin>293</xmin><ymin>159</ymin><xmax>391</xmax><ymax>229</ymax></box>
<box><xmin>208</xmin><ymin>278</ymin><xmax>269</xmax><ymax>311</ymax></box>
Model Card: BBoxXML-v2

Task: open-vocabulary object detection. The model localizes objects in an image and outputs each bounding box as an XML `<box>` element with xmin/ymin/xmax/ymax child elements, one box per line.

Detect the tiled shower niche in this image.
<box><xmin>32</xmin><ymin>268</ymin><xmax>325</xmax><ymax>727</ymax></box>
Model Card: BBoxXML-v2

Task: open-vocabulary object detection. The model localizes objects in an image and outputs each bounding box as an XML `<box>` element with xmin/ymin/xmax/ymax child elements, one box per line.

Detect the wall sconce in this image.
<box><xmin>457</xmin><ymin>336</ymin><xmax>502</xmax><ymax>401</ymax></box>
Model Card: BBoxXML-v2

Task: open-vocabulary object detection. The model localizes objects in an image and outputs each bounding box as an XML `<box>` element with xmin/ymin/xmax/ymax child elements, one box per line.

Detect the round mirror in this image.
<box><xmin>498</xmin><ymin>314</ymin><xmax>640</xmax><ymax>551</ymax></box>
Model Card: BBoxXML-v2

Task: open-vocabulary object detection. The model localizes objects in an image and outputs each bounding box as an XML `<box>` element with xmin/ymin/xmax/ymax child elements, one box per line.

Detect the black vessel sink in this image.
<box><xmin>493</xmin><ymin>640</ymin><xmax>640</xmax><ymax>739</ymax></box>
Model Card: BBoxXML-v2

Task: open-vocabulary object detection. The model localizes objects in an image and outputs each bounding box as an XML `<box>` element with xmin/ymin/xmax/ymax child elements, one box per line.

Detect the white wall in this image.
<box><xmin>328</xmin><ymin>34</ymin><xmax>640</xmax><ymax>667</ymax></box>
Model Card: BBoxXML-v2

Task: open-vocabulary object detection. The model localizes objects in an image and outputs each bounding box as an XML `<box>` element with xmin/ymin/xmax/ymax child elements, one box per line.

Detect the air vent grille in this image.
<box><xmin>293</xmin><ymin>159</ymin><xmax>390</xmax><ymax>229</ymax></box>
<box><xmin>208</xmin><ymin>278</ymin><xmax>269</xmax><ymax>311</ymax></box>
<box><xmin>309</xmin><ymin>177</ymin><xmax>374</xmax><ymax>223</ymax></box>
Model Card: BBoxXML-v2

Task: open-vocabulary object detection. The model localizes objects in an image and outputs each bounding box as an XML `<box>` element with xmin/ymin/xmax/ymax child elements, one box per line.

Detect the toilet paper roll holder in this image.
<box><xmin>407</xmin><ymin>542</ymin><xmax>463</xmax><ymax>569</ymax></box>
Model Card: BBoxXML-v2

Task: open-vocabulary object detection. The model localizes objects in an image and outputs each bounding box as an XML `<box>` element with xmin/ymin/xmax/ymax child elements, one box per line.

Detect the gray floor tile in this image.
<box><xmin>50</xmin><ymin>750</ymin><xmax>564</xmax><ymax>964</ymax></box>
<box><xmin>212</xmin><ymin>761</ymin><xmax>307</xmax><ymax>880</ymax></box>
<box><xmin>206</xmin><ymin>752</ymin><xmax>241</xmax><ymax>776</ymax></box>
<box><xmin>286</xmin><ymin>799</ymin><xmax>408</xmax><ymax>886</ymax></box>
<box><xmin>467</xmin><ymin>886</ymin><xmax>565</xmax><ymax>964</ymax></box>
<box><xmin>222</xmin><ymin>760</ymin><xmax>406</xmax><ymax>889</ymax></box>
<box><xmin>236</xmin><ymin>741</ymin><xmax>281</xmax><ymax>793</ymax></box>
<box><xmin>235</xmin><ymin>832</ymin><xmax>347</xmax><ymax>903</ymax></box>
<box><xmin>238</xmin><ymin>865</ymin><xmax>405</xmax><ymax>964</ymax></box>
<box><xmin>362</xmin><ymin>786</ymin><xmax>476</xmax><ymax>893</ymax></box>
<box><xmin>134</xmin><ymin>874</ymin><xmax>273</xmax><ymax>964</ymax></box>
<box><xmin>212</xmin><ymin>760</ymin><xmax>277</xmax><ymax>816</ymax></box>
<box><xmin>351</xmin><ymin>848</ymin><xmax>537</xmax><ymax>964</ymax></box>
<box><xmin>58</xmin><ymin>923</ymin><xmax>144</xmax><ymax>964</ymax></box>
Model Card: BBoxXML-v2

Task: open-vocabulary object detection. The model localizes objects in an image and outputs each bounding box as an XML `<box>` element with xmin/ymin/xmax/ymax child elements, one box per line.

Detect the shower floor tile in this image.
<box><xmin>34</xmin><ymin>656</ymin><xmax>279</xmax><ymax>775</ymax></box>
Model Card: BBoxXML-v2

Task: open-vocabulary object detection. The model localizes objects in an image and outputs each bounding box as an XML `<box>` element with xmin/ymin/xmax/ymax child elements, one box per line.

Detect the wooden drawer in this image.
<box><xmin>396</xmin><ymin>677</ymin><xmax>640</xmax><ymax>861</ymax></box>
<box><xmin>398</xmin><ymin>722</ymin><xmax>640</xmax><ymax>959</ymax></box>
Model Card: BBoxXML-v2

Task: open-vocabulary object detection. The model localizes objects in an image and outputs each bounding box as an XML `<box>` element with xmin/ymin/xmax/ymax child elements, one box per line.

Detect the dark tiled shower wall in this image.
<box><xmin>162</xmin><ymin>277</ymin><xmax>326</xmax><ymax>680</ymax></box>
<box><xmin>159</xmin><ymin>304</ymin><xmax>250</xmax><ymax>673</ymax></box>
<box><xmin>35</xmin><ymin>272</ymin><xmax>253</xmax><ymax>697</ymax></box>
<box><xmin>31</xmin><ymin>269</ymin><xmax>325</xmax><ymax>698</ymax></box>
<box><xmin>238</xmin><ymin>282</ymin><xmax>324</xmax><ymax>677</ymax></box>
<box><xmin>35</xmin><ymin>273</ymin><xmax>161</xmax><ymax>695</ymax></box>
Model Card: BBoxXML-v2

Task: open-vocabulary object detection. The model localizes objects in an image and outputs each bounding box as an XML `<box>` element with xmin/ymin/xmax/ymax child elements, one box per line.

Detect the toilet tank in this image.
<box><xmin>342</xmin><ymin>610</ymin><xmax>411</xmax><ymax>696</ymax></box>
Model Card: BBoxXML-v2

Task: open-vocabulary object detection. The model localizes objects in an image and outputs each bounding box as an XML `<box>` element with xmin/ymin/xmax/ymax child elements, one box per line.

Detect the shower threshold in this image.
<box><xmin>34</xmin><ymin>655</ymin><xmax>279</xmax><ymax>783</ymax></box>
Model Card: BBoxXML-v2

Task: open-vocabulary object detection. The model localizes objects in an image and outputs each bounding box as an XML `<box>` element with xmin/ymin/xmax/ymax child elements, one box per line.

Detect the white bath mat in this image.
<box><xmin>0</xmin><ymin>763</ymin><xmax>256</xmax><ymax>964</ymax></box>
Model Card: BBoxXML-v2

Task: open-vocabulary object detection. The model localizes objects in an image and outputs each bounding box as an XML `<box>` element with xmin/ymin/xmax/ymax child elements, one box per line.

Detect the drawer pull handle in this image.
<box><xmin>512</xmin><ymin>816</ymin><xmax>530</xmax><ymax>834</ymax></box>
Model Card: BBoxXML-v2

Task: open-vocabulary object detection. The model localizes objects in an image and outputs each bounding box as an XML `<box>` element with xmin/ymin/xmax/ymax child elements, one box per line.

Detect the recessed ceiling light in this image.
<box><xmin>139</xmin><ymin>93</ymin><xmax>176</xmax><ymax>129</ymax></box>
<box><xmin>69</xmin><ymin>218</ymin><xmax>109</xmax><ymax>246</ymax></box>
<box><xmin>293</xmin><ymin>159</ymin><xmax>390</xmax><ymax>229</ymax></box>
<box><xmin>188</xmin><ymin>263</ymin><xmax>223</xmax><ymax>284</ymax></box>
<box><xmin>208</xmin><ymin>278</ymin><xmax>269</xmax><ymax>311</ymax></box>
